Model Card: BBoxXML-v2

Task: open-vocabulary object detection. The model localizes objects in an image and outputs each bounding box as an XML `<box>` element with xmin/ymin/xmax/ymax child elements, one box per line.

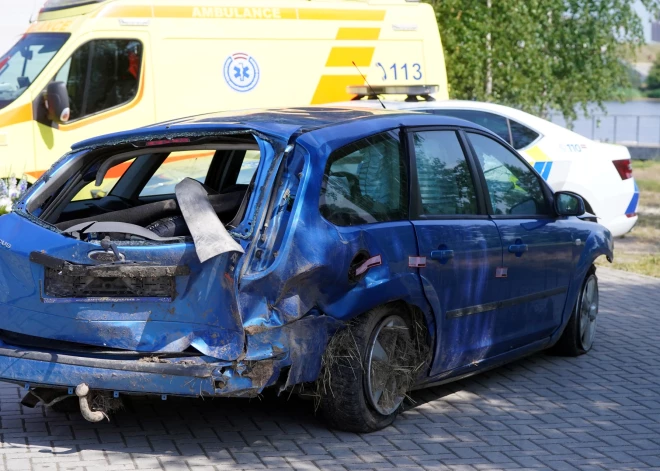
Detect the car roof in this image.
<box><xmin>71</xmin><ymin>106</ymin><xmax>490</xmax><ymax>151</ymax></box>
<box><xmin>334</xmin><ymin>99</ymin><xmax>584</xmax><ymax>140</ymax></box>
<box><xmin>333</xmin><ymin>99</ymin><xmax>533</xmax><ymax>118</ymax></box>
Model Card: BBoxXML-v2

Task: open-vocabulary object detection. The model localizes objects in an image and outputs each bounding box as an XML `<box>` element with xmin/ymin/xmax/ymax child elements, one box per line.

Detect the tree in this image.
<box><xmin>430</xmin><ymin>0</ymin><xmax>660</xmax><ymax>124</ymax></box>
<box><xmin>647</xmin><ymin>55</ymin><xmax>660</xmax><ymax>90</ymax></box>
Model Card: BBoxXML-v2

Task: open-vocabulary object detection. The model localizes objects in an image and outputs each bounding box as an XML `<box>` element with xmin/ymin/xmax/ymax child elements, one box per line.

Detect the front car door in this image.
<box><xmin>406</xmin><ymin>128</ymin><xmax>507</xmax><ymax>375</ymax></box>
<box><xmin>465</xmin><ymin>131</ymin><xmax>574</xmax><ymax>348</ymax></box>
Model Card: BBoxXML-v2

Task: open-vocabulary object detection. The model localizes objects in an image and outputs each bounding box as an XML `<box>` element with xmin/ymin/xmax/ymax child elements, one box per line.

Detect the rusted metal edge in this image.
<box><xmin>29</xmin><ymin>251</ymin><xmax>191</xmax><ymax>277</ymax></box>
<box><xmin>0</xmin><ymin>345</ymin><xmax>218</xmax><ymax>378</ymax></box>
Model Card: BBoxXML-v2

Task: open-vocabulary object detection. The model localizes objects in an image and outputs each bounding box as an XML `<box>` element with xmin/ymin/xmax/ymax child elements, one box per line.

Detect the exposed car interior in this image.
<box><xmin>30</xmin><ymin>139</ymin><xmax>261</xmax><ymax>241</ymax></box>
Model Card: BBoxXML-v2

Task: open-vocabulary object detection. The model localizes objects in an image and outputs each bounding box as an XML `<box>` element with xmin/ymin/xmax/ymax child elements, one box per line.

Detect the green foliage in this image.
<box><xmin>430</xmin><ymin>0</ymin><xmax>660</xmax><ymax>124</ymax></box>
<box><xmin>645</xmin><ymin>88</ymin><xmax>660</xmax><ymax>98</ymax></box>
<box><xmin>647</xmin><ymin>55</ymin><xmax>660</xmax><ymax>90</ymax></box>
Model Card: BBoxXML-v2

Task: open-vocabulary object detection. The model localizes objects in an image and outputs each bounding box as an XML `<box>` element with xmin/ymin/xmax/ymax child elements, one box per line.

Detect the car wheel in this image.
<box><xmin>551</xmin><ymin>266</ymin><xmax>599</xmax><ymax>356</ymax></box>
<box><xmin>318</xmin><ymin>304</ymin><xmax>426</xmax><ymax>432</ymax></box>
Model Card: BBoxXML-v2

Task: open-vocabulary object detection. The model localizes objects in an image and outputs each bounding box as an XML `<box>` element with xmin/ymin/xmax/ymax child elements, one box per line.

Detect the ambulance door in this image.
<box><xmin>33</xmin><ymin>32</ymin><xmax>153</xmax><ymax>177</ymax></box>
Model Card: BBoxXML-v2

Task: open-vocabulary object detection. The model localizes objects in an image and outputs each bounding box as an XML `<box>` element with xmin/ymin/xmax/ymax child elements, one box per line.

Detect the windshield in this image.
<box><xmin>0</xmin><ymin>33</ymin><xmax>70</xmax><ymax>110</ymax></box>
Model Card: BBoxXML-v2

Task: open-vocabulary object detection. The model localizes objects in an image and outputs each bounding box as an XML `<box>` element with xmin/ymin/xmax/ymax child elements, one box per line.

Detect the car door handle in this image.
<box><xmin>430</xmin><ymin>249</ymin><xmax>454</xmax><ymax>263</ymax></box>
<box><xmin>508</xmin><ymin>244</ymin><xmax>529</xmax><ymax>256</ymax></box>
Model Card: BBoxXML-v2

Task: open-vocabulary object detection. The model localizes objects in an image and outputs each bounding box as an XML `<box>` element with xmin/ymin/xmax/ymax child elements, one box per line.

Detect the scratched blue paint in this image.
<box><xmin>0</xmin><ymin>107</ymin><xmax>613</xmax><ymax>400</ymax></box>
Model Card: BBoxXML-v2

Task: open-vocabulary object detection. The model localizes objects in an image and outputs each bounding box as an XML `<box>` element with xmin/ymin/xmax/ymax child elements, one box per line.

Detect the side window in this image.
<box><xmin>412</xmin><ymin>130</ymin><xmax>478</xmax><ymax>216</ymax></box>
<box><xmin>139</xmin><ymin>151</ymin><xmax>216</xmax><ymax>197</ymax></box>
<box><xmin>138</xmin><ymin>149</ymin><xmax>262</xmax><ymax>197</ymax></box>
<box><xmin>509</xmin><ymin>119</ymin><xmax>540</xmax><ymax>150</ymax></box>
<box><xmin>73</xmin><ymin>158</ymin><xmax>135</xmax><ymax>201</ymax></box>
<box><xmin>429</xmin><ymin>109</ymin><xmax>511</xmax><ymax>144</ymax></box>
<box><xmin>54</xmin><ymin>39</ymin><xmax>142</xmax><ymax>121</ymax></box>
<box><xmin>236</xmin><ymin>150</ymin><xmax>261</xmax><ymax>185</ymax></box>
<box><xmin>468</xmin><ymin>132</ymin><xmax>550</xmax><ymax>216</ymax></box>
<box><xmin>319</xmin><ymin>132</ymin><xmax>408</xmax><ymax>226</ymax></box>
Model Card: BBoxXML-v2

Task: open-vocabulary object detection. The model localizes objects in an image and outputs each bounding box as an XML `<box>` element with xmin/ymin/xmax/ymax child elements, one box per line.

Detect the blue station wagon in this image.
<box><xmin>0</xmin><ymin>108</ymin><xmax>612</xmax><ymax>431</ymax></box>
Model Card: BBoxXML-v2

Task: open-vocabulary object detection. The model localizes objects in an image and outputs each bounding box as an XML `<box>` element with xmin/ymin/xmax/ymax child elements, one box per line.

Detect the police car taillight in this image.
<box><xmin>613</xmin><ymin>159</ymin><xmax>633</xmax><ymax>180</ymax></box>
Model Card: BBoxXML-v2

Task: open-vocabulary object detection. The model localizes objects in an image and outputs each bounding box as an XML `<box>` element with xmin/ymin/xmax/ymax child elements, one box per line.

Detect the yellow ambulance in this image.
<box><xmin>0</xmin><ymin>0</ymin><xmax>447</xmax><ymax>182</ymax></box>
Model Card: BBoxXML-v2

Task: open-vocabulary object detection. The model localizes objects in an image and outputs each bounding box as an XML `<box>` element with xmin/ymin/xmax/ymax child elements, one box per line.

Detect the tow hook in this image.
<box><xmin>75</xmin><ymin>383</ymin><xmax>107</xmax><ymax>422</ymax></box>
<box><xmin>101</xmin><ymin>236</ymin><xmax>123</xmax><ymax>263</ymax></box>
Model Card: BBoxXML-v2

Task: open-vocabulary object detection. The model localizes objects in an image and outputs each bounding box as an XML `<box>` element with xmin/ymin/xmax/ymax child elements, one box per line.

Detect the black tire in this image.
<box><xmin>551</xmin><ymin>266</ymin><xmax>599</xmax><ymax>356</ymax></box>
<box><xmin>318</xmin><ymin>303</ymin><xmax>427</xmax><ymax>433</ymax></box>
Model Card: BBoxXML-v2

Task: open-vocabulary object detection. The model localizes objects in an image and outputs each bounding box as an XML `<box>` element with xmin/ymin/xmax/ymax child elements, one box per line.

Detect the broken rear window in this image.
<box><xmin>72</xmin><ymin>158</ymin><xmax>136</xmax><ymax>201</ymax></box>
<box><xmin>139</xmin><ymin>149</ymin><xmax>261</xmax><ymax>197</ymax></box>
<box><xmin>26</xmin><ymin>137</ymin><xmax>262</xmax><ymax>244</ymax></box>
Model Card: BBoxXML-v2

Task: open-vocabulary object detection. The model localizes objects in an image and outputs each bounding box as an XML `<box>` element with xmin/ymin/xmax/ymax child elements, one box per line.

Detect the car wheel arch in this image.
<box><xmin>330</xmin><ymin>299</ymin><xmax>436</xmax><ymax>378</ymax></box>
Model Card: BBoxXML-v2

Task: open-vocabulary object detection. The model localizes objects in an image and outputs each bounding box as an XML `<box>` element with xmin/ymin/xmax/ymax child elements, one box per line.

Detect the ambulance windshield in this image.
<box><xmin>0</xmin><ymin>33</ymin><xmax>69</xmax><ymax>110</ymax></box>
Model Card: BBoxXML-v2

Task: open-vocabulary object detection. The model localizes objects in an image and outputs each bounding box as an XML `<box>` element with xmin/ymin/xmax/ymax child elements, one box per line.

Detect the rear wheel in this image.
<box><xmin>551</xmin><ymin>267</ymin><xmax>599</xmax><ymax>356</ymax></box>
<box><xmin>318</xmin><ymin>304</ymin><xmax>427</xmax><ymax>432</ymax></box>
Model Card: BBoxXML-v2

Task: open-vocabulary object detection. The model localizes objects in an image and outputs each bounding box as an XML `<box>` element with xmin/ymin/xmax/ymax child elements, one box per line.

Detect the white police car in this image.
<box><xmin>339</xmin><ymin>86</ymin><xmax>638</xmax><ymax>237</ymax></box>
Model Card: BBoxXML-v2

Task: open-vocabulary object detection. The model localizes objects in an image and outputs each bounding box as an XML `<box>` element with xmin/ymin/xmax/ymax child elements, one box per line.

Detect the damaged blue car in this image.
<box><xmin>0</xmin><ymin>107</ymin><xmax>612</xmax><ymax>431</ymax></box>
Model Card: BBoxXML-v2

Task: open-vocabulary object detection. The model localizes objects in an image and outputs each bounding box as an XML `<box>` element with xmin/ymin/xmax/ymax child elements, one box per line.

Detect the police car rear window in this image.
<box><xmin>509</xmin><ymin>119</ymin><xmax>540</xmax><ymax>149</ymax></box>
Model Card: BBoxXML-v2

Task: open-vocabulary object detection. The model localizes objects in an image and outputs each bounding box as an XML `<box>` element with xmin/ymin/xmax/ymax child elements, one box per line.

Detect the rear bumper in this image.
<box><xmin>603</xmin><ymin>214</ymin><xmax>638</xmax><ymax>238</ymax></box>
<box><xmin>0</xmin><ymin>341</ymin><xmax>282</xmax><ymax>398</ymax></box>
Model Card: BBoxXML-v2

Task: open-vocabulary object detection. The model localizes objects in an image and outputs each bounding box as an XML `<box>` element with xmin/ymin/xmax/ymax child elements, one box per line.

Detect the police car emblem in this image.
<box><xmin>223</xmin><ymin>53</ymin><xmax>260</xmax><ymax>92</ymax></box>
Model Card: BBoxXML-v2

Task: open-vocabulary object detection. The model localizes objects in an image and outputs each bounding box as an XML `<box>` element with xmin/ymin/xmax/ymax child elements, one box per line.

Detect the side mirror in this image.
<box><xmin>44</xmin><ymin>81</ymin><xmax>70</xmax><ymax>123</ymax></box>
<box><xmin>554</xmin><ymin>191</ymin><xmax>585</xmax><ymax>217</ymax></box>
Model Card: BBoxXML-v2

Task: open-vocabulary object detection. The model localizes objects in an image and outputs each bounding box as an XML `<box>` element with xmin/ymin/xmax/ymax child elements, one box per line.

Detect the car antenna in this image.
<box><xmin>351</xmin><ymin>61</ymin><xmax>386</xmax><ymax>109</ymax></box>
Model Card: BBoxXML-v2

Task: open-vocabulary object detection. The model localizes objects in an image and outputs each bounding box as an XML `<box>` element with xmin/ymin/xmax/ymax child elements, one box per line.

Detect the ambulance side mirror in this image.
<box><xmin>44</xmin><ymin>81</ymin><xmax>71</xmax><ymax>124</ymax></box>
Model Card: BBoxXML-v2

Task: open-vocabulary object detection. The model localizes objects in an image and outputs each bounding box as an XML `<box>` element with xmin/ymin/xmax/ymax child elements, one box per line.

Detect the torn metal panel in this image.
<box><xmin>175</xmin><ymin>178</ymin><xmax>244</xmax><ymax>263</ymax></box>
<box><xmin>29</xmin><ymin>251</ymin><xmax>190</xmax><ymax>277</ymax></box>
<box><xmin>0</xmin><ymin>214</ymin><xmax>246</xmax><ymax>358</ymax></box>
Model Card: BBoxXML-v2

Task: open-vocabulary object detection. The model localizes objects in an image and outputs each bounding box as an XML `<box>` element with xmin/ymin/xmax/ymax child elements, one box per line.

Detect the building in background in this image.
<box><xmin>653</xmin><ymin>17</ymin><xmax>660</xmax><ymax>42</ymax></box>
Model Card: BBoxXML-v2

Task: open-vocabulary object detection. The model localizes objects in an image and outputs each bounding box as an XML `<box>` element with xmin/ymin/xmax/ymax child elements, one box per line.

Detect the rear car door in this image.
<box><xmin>406</xmin><ymin>128</ymin><xmax>507</xmax><ymax>375</ymax></box>
<box><xmin>465</xmin><ymin>131</ymin><xmax>573</xmax><ymax>347</ymax></box>
<box><xmin>319</xmin><ymin>130</ymin><xmax>417</xmax><ymax>291</ymax></box>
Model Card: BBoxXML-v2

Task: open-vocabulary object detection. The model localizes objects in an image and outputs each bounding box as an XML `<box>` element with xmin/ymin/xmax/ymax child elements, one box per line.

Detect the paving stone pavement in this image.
<box><xmin>0</xmin><ymin>267</ymin><xmax>658</xmax><ymax>471</ymax></box>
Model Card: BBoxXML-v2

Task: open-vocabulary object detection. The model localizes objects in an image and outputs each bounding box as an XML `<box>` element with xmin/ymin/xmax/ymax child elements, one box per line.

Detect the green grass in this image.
<box><xmin>634</xmin><ymin>160</ymin><xmax>660</xmax><ymax>193</ymax></box>
<box><xmin>603</xmin><ymin>254</ymin><xmax>660</xmax><ymax>278</ymax></box>
<box><xmin>599</xmin><ymin>160</ymin><xmax>660</xmax><ymax>277</ymax></box>
<box><xmin>637</xmin><ymin>178</ymin><xmax>660</xmax><ymax>193</ymax></box>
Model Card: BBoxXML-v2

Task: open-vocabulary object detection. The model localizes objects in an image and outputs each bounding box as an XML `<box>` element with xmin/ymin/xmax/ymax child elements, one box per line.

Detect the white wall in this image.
<box><xmin>0</xmin><ymin>1</ymin><xmax>46</xmax><ymax>54</ymax></box>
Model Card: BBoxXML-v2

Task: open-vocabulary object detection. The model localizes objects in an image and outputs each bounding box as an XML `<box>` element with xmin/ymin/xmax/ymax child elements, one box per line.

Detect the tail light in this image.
<box><xmin>613</xmin><ymin>159</ymin><xmax>633</xmax><ymax>180</ymax></box>
<box><xmin>146</xmin><ymin>137</ymin><xmax>190</xmax><ymax>147</ymax></box>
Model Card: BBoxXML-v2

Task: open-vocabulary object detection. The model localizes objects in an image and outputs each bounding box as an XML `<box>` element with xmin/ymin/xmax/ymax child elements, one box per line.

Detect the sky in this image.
<box><xmin>0</xmin><ymin>0</ymin><xmax>46</xmax><ymax>53</ymax></box>
<box><xmin>0</xmin><ymin>0</ymin><xmax>657</xmax><ymax>55</ymax></box>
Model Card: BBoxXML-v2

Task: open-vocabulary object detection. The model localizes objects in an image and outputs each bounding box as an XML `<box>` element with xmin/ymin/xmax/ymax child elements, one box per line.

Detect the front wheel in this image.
<box><xmin>318</xmin><ymin>304</ymin><xmax>428</xmax><ymax>432</ymax></box>
<box><xmin>551</xmin><ymin>267</ymin><xmax>599</xmax><ymax>356</ymax></box>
